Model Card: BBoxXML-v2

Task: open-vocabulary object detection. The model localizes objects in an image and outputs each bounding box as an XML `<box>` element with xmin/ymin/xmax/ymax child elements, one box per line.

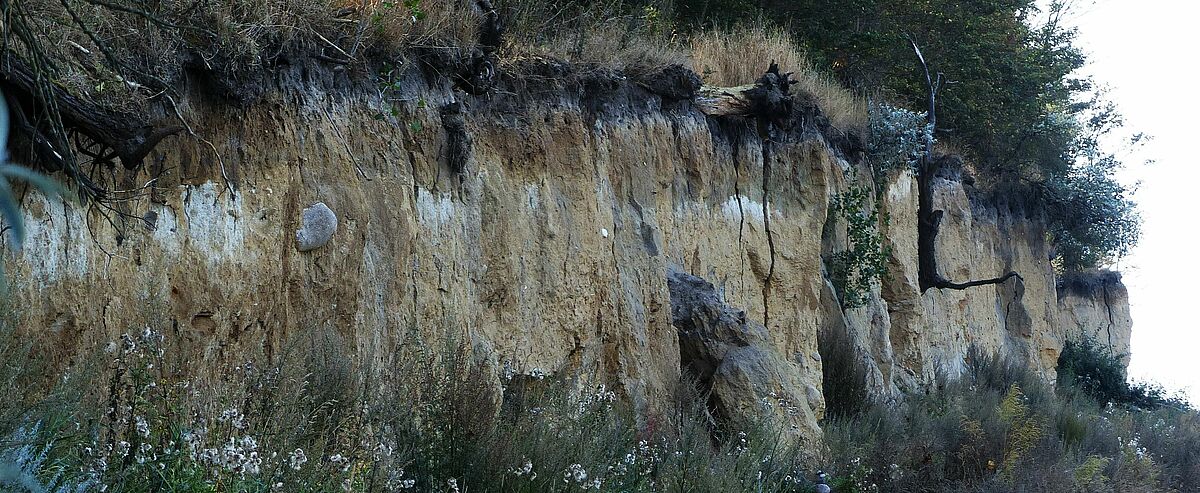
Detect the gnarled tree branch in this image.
<box><xmin>909</xmin><ymin>38</ymin><xmax>1020</xmax><ymax>292</ymax></box>
<box><xmin>0</xmin><ymin>57</ymin><xmax>181</xmax><ymax>174</ymax></box>
<box><xmin>696</xmin><ymin>61</ymin><xmax>795</xmax><ymax>123</ymax></box>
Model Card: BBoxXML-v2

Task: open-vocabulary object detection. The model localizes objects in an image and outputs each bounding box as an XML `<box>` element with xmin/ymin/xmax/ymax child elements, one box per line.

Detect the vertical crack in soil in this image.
<box><xmin>1102</xmin><ymin>279</ymin><xmax>1115</xmax><ymax>348</ymax></box>
<box><xmin>760</xmin><ymin>132</ymin><xmax>777</xmax><ymax>328</ymax></box>
<box><xmin>731</xmin><ymin>134</ymin><xmax>747</xmax><ymax>298</ymax></box>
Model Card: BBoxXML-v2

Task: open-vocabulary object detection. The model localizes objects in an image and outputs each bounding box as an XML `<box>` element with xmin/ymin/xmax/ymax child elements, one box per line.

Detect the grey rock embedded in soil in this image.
<box><xmin>296</xmin><ymin>202</ymin><xmax>338</xmax><ymax>251</ymax></box>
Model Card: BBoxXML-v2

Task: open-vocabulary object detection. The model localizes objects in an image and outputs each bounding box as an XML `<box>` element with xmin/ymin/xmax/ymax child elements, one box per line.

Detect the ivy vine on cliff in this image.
<box><xmin>827</xmin><ymin>185</ymin><xmax>890</xmax><ymax>310</ymax></box>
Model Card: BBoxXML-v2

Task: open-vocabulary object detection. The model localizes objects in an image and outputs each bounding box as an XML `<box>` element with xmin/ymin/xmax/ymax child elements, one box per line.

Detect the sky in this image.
<box><xmin>1068</xmin><ymin>0</ymin><xmax>1200</xmax><ymax>402</ymax></box>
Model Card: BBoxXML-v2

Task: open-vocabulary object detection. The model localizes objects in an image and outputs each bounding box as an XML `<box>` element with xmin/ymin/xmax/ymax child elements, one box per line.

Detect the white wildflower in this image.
<box><xmin>218</xmin><ymin>407</ymin><xmax>246</xmax><ymax>429</ymax></box>
<box><xmin>116</xmin><ymin>441</ymin><xmax>130</xmax><ymax>458</ymax></box>
<box><xmin>134</xmin><ymin>416</ymin><xmax>150</xmax><ymax>438</ymax></box>
<box><xmin>289</xmin><ymin>448</ymin><xmax>308</xmax><ymax>470</ymax></box>
<box><xmin>510</xmin><ymin>458</ymin><xmax>535</xmax><ymax>479</ymax></box>
<box><xmin>564</xmin><ymin>463</ymin><xmax>588</xmax><ymax>484</ymax></box>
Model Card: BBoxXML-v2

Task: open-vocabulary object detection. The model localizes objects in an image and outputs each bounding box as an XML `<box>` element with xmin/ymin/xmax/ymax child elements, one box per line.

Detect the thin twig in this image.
<box><xmin>163</xmin><ymin>93</ymin><xmax>233</xmax><ymax>192</ymax></box>
<box><xmin>321</xmin><ymin>105</ymin><xmax>369</xmax><ymax>180</ymax></box>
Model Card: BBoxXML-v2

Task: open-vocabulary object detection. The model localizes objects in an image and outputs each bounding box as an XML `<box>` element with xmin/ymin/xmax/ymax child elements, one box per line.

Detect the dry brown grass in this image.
<box><xmin>517</xmin><ymin>24</ymin><xmax>687</xmax><ymax>75</ymax></box>
<box><xmin>363</xmin><ymin>0</ymin><xmax>480</xmax><ymax>53</ymax></box>
<box><xmin>497</xmin><ymin>1</ymin><xmax>687</xmax><ymax>74</ymax></box>
<box><xmin>356</xmin><ymin>0</ymin><xmax>687</xmax><ymax>72</ymax></box>
<box><xmin>9</xmin><ymin>0</ymin><xmax>860</xmax><ymax>128</ymax></box>
<box><xmin>689</xmin><ymin>26</ymin><xmax>866</xmax><ymax>130</ymax></box>
<box><xmin>14</xmin><ymin>0</ymin><xmax>346</xmax><ymax>111</ymax></box>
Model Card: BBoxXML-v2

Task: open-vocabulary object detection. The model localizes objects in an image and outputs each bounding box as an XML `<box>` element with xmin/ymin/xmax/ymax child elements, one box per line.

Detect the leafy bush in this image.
<box><xmin>865</xmin><ymin>103</ymin><xmax>930</xmax><ymax>184</ymax></box>
<box><xmin>1044</xmin><ymin>151</ymin><xmax>1141</xmax><ymax>271</ymax></box>
<box><xmin>1056</xmin><ymin>337</ymin><xmax>1129</xmax><ymax>407</ymax></box>
<box><xmin>827</xmin><ymin>186</ymin><xmax>890</xmax><ymax>309</ymax></box>
<box><xmin>1057</xmin><ymin>338</ymin><xmax>1187</xmax><ymax>411</ymax></box>
<box><xmin>822</xmin><ymin>347</ymin><xmax>1200</xmax><ymax>492</ymax></box>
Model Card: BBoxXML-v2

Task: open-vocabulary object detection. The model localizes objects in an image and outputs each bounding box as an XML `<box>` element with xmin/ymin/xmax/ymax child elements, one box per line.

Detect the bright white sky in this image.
<box><xmin>1069</xmin><ymin>0</ymin><xmax>1200</xmax><ymax>402</ymax></box>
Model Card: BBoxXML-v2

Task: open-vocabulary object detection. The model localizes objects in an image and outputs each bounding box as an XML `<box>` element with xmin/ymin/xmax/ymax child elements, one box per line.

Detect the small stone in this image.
<box><xmin>805</xmin><ymin>385</ymin><xmax>822</xmax><ymax>405</ymax></box>
<box><xmin>142</xmin><ymin>210</ymin><xmax>158</xmax><ymax>231</ymax></box>
<box><xmin>296</xmin><ymin>202</ymin><xmax>338</xmax><ymax>252</ymax></box>
<box><xmin>601</xmin><ymin>228</ymin><xmax>609</xmax><ymax>238</ymax></box>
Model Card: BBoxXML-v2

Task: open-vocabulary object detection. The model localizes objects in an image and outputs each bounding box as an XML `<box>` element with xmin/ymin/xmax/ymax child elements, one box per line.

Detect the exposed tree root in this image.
<box><xmin>696</xmin><ymin>62</ymin><xmax>796</xmax><ymax>123</ymax></box>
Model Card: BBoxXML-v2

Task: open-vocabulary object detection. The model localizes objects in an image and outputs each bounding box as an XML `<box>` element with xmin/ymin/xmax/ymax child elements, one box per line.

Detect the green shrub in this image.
<box><xmin>1055</xmin><ymin>337</ymin><xmax>1185</xmax><ymax>411</ymax></box>
<box><xmin>826</xmin><ymin>186</ymin><xmax>890</xmax><ymax>310</ymax></box>
<box><xmin>1044</xmin><ymin>153</ymin><xmax>1141</xmax><ymax>271</ymax></box>
<box><xmin>822</xmin><ymin>347</ymin><xmax>1200</xmax><ymax>492</ymax></box>
<box><xmin>1057</xmin><ymin>338</ymin><xmax>1128</xmax><ymax>406</ymax></box>
<box><xmin>865</xmin><ymin>103</ymin><xmax>930</xmax><ymax>185</ymax></box>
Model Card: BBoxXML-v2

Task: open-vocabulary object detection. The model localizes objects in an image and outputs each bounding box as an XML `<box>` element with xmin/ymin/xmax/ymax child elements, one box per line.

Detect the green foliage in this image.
<box><xmin>671</xmin><ymin>0</ymin><xmax>759</xmax><ymax>27</ymax></box>
<box><xmin>753</xmin><ymin>1</ymin><xmax>1085</xmax><ymax>173</ymax></box>
<box><xmin>1072</xmin><ymin>455</ymin><xmax>1110</xmax><ymax>489</ymax></box>
<box><xmin>827</xmin><ymin>186</ymin><xmax>890</xmax><ymax>309</ymax></box>
<box><xmin>1057</xmin><ymin>338</ymin><xmax>1187</xmax><ymax>411</ymax></box>
<box><xmin>1056</xmin><ymin>337</ymin><xmax>1128</xmax><ymax>407</ymax></box>
<box><xmin>865</xmin><ymin>103</ymin><xmax>930</xmax><ymax>185</ymax></box>
<box><xmin>671</xmin><ymin>0</ymin><xmax>1140</xmax><ymax>271</ymax></box>
<box><xmin>822</xmin><ymin>347</ymin><xmax>1200</xmax><ymax>492</ymax></box>
<box><xmin>1043</xmin><ymin>119</ymin><xmax>1143</xmax><ymax>271</ymax></box>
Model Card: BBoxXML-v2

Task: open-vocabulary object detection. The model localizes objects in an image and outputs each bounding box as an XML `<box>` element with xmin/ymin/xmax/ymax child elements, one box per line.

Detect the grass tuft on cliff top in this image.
<box><xmin>2</xmin><ymin>0</ymin><xmax>865</xmax><ymax>129</ymax></box>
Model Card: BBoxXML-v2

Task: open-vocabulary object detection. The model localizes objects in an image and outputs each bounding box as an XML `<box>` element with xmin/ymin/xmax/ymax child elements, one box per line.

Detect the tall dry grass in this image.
<box><xmin>689</xmin><ymin>26</ymin><xmax>866</xmax><ymax>130</ymax></box>
<box><xmin>0</xmin><ymin>311</ymin><xmax>822</xmax><ymax>492</ymax></box>
<box><xmin>495</xmin><ymin>0</ymin><xmax>688</xmax><ymax>74</ymax></box>
<box><xmin>9</xmin><ymin>0</ymin><xmax>863</xmax><ymax>127</ymax></box>
<box><xmin>363</xmin><ymin>0</ymin><xmax>481</xmax><ymax>53</ymax></box>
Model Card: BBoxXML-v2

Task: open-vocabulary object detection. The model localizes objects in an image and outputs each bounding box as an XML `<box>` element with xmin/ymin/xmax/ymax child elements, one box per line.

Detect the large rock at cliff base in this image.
<box><xmin>668</xmin><ymin>268</ymin><xmax>818</xmax><ymax>447</ymax></box>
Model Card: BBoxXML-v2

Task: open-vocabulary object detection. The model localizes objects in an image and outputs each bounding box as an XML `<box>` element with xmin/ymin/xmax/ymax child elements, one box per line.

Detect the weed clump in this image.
<box><xmin>1</xmin><ymin>319</ymin><xmax>824</xmax><ymax>492</ymax></box>
<box><xmin>820</xmin><ymin>346</ymin><xmax>1199</xmax><ymax>492</ymax></box>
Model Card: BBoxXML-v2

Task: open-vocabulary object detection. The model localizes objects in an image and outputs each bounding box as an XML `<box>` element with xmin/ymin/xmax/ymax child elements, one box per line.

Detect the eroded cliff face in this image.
<box><xmin>1057</xmin><ymin>271</ymin><xmax>1134</xmax><ymax>360</ymax></box>
<box><xmin>1</xmin><ymin>65</ymin><xmax>1130</xmax><ymax>449</ymax></box>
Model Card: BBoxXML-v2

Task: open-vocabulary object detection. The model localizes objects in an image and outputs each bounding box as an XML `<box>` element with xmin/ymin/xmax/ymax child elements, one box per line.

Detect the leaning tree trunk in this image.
<box><xmin>908</xmin><ymin>38</ymin><xmax>1022</xmax><ymax>292</ymax></box>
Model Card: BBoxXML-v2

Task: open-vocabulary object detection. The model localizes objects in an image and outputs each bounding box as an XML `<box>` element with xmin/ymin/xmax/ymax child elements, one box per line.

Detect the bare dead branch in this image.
<box><xmin>908</xmin><ymin>39</ymin><xmax>1023</xmax><ymax>292</ymax></box>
